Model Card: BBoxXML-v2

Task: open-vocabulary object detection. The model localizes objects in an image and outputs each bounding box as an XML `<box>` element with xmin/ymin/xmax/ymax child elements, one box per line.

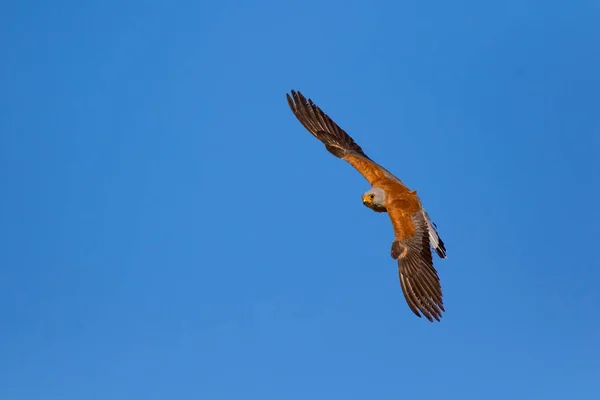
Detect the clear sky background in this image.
<box><xmin>1</xmin><ymin>0</ymin><xmax>599</xmax><ymax>399</ymax></box>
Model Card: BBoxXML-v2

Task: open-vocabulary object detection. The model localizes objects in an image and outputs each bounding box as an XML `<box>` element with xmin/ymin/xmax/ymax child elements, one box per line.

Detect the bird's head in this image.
<box><xmin>362</xmin><ymin>187</ymin><xmax>387</xmax><ymax>212</ymax></box>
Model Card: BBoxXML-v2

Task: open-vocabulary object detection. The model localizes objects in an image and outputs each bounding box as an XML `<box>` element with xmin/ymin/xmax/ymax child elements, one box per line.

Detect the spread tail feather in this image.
<box><xmin>422</xmin><ymin>209</ymin><xmax>446</xmax><ymax>259</ymax></box>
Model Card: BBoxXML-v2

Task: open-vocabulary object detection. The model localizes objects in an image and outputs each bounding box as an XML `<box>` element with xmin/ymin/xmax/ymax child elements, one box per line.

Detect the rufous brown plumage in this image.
<box><xmin>287</xmin><ymin>90</ymin><xmax>447</xmax><ymax>322</ymax></box>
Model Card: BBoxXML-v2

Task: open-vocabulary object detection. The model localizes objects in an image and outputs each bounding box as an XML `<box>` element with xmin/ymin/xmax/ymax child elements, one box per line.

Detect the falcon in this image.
<box><xmin>286</xmin><ymin>90</ymin><xmax>448</xmax><ymax>322</ymax></box>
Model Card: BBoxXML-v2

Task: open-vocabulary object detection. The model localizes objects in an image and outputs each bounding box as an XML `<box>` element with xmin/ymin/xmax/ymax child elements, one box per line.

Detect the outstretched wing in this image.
<box><xmin>388</xmin><ymin>204</ymin><xmax>445</xmax><ymax>322</ymax></box>
<box><xmin>286</xmin><ymin>90</ymin><xmax>396</xmax><ymax>185</ymax></box>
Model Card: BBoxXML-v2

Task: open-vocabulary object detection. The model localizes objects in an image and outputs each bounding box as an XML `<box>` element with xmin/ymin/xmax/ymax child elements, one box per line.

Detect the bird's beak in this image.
<box><xmin>362</xmin><ymin>195</ymin><xmax>371</xmax><ymax>205</ymax></box>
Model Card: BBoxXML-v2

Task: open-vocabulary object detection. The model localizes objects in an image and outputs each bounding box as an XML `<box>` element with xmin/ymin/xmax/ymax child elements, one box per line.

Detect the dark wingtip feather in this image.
<box><xmin>285</xmin><ymin>89</ymin><xmax>369</xmax><ymax>160</ymax></box>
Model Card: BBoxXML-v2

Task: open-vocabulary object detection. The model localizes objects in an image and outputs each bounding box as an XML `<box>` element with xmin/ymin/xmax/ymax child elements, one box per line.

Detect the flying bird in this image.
<box><xmin>286</xmin><ymin>90</ymin><xmax>448</xmax><ymax>322</ymax></box>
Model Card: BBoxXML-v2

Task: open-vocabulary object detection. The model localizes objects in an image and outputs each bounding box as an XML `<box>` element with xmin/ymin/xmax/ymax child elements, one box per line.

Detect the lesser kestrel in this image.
<box><xmin>287</xmin><ymin>90</ymin><xmax>448</xmax><ymax>322</ymax></box>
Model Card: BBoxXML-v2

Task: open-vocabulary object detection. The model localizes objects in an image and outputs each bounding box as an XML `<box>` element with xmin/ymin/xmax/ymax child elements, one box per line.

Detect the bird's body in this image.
<box><xmin>286</xmin><ymin>90</ymin><xmax>448</xmax><ymax>322</ymax></box>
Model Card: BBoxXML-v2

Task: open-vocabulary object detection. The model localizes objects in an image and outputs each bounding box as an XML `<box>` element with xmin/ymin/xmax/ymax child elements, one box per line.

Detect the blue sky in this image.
<box><xmin>1</xmin><ymin>0</ymin><xmax>599</xmax><ymax>398</ymax></box>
